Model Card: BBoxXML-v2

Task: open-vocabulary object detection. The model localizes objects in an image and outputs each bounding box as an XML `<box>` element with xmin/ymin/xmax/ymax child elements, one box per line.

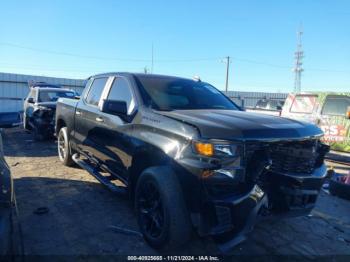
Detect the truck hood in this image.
<box><xmin>159</xmin><ymin>110</ymin><xmax>323</xmax><ymax>141</ymax></box>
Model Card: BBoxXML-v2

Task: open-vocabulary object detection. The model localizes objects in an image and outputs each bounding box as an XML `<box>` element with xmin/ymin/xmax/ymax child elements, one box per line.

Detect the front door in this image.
<box><xmin>73</xmin><ymin>76</ymin><xmax>110</xmax><ymax>159</ymax></box>
<box><xmin>89</xmin><ymin>76</ymin><xmax>137</xmax><ymax>181</ymax></box>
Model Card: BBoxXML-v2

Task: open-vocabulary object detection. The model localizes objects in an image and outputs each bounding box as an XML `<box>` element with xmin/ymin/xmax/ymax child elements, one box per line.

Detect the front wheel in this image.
<box><xmin>58</xmin><ymin>127</ymin><xmax>74</xmax><ymax>166</ymax></box>
<box><xmin>135</xmin><ymin>166</ymin><xmax>192</xmax><ymax>249</ymax></box>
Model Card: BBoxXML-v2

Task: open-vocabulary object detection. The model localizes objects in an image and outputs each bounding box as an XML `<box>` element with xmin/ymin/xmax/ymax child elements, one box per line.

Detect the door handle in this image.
<box><xmin>96</xmin><ymin>117</ymin><xmax>104</xmax><ymax>123</ymax></box>
<box><xmin>76</xmin><ymin>111</ymin><xmax>82</xmax><ymax>116</ymax></box>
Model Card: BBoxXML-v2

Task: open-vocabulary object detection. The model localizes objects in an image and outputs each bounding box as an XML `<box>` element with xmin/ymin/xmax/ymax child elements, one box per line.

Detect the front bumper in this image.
<box><xmin>196</xmin><ymin>164</ymin><xmax>328</xmax><ymax>252</ymax></box>
<box><xmin>31</xmin><ymin>117</ymin><xmax>55</xmax><ymax>136</ymax></box>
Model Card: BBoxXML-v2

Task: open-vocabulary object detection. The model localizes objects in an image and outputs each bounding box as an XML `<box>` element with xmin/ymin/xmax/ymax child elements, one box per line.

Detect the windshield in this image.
<box><xmin>38</xmin><ymin>90</ymin><xmax>75</xmax><ymax>102</ymax></box>
<box><xmin>135</xmin><ymin>76</ymin><xmax>239</xmax><ymax>111</ymax></box>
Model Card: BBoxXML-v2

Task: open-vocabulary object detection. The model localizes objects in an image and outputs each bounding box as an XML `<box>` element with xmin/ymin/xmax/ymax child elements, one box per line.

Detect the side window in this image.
<box><xmin>107</xmin><ymin>78</ymin><xmax>135</xmax><ymax>114</ymax></box>
<box><xmin>290</xmin><ymin>95</ymin><xmax>317</xmax><ymax>114</ymax></box>
<box><xmin>322</xmin><ymin>96</ymin><xmax>350</xmax><ymax>116</ymax></box>
<box><xmin>86</xmin><ymin>77</ymin><xmax>108</xmax><ymax>106</ymax></box>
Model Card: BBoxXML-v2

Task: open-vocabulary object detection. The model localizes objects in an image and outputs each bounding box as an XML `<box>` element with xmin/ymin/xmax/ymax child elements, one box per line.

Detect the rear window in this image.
<box><xmin>290</xmin><ymin>95</ymin><xmax>317</xmax><ymax>114</ymax></box>
<box><xmin>322</xmin><ymin>96</ymin><xmax>350</xmax><ymax>116</ymax></box>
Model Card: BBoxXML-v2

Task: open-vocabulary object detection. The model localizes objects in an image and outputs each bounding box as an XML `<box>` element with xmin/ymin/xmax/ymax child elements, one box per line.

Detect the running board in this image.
<box><xmin>72</xmin><ymin>153</ymin><xmax>127</xmax><ymax>195</ymax></box>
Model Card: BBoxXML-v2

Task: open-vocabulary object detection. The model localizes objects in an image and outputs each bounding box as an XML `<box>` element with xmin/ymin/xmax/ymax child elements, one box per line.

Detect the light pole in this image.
<box><xmin>222</xmin><ymin>56</ymin><xmax>231</xmax><ymax>92</ymax></box>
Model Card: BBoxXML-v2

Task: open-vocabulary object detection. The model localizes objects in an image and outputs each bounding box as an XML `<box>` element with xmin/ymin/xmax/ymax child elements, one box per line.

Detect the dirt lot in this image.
<box><xmin>3</xmin><ymin>128</ymin><xmax>350</xmax><ymax>258</ymax></box>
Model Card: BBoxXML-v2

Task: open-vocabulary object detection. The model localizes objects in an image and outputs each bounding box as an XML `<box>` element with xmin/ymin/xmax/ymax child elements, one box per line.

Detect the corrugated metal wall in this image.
<box><xmin>224</xmin><ymin>91</ymin><xmax>288</xmax><ymax>108</ymax></box>
<box><xmin>0</xmin><ymin>72</ymin><xmax>86</xmax><ymax>113</ymax></box>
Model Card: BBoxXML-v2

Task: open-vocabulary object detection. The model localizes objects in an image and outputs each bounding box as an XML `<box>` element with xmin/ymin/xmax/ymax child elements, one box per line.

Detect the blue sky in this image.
<box><xmin>0</xmin><ymin>0</ymin><xmax>349</xmax><ymax>92</ymax></box>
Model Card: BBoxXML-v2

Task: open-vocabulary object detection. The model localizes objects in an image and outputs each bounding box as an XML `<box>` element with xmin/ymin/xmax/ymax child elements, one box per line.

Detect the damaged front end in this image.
<box><xmin>30</xmin><ymin>106</ymin><xmax>56</xmax><ymax>139</ymax></box>
<box><xmin>196</xmin><ymin>138</ymin><xmax>329</xmax><ymax>252</ymax></box>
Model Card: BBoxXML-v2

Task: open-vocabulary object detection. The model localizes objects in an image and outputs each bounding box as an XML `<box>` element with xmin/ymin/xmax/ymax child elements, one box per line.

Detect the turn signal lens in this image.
<box><xmin>194</xmin><ymin>142</ymin><xmax>214</xmax><ymax>156</ymax></box>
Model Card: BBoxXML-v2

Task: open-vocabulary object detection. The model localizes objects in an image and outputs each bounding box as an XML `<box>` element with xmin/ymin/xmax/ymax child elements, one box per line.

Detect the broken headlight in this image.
<box><xmin>193</xmin><ymin>141</ymin><xmax>241</xmax><ymax>158</ymax></box>
<box><xmin>194</xmin><ymin>141</ymin><xmax>244</xmax><ymax>180</ymax></box>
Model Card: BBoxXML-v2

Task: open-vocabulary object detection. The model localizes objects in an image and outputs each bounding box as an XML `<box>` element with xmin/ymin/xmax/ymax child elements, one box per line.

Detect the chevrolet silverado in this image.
<box><xmin>55</xmin><ymin>73</ymin><xmax>329</xmax><ymax>252</ymax></box>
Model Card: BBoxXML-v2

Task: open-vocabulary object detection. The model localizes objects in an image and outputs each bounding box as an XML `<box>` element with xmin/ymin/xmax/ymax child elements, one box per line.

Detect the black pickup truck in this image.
<box><xmin>55</xmin><ymin>73</ymin><xmax>329</xmax><ymax>251</ymax></box>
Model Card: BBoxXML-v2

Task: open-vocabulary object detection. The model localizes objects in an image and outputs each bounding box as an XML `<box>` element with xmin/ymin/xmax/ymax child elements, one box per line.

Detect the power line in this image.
<box><xmin>0</xmin><ymin>42</ymin><xmax>222</xmax><ymax>63</ymax></box>
<box><xmin>0</xmin><ymin>42</ymin><xmax>150</xmax><ymax>62</ymax></box>
<box><xmin>0</xmin><ymin>41</ymin><xmax>349</xmax><ymax>73</ymax></box>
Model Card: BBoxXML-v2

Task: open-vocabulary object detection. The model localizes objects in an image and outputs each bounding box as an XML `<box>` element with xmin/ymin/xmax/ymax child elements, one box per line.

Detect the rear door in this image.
<box><xmin>319</xmin><ymin>95</ymin><xmax>350</xmax><ymax>152</ymax></box>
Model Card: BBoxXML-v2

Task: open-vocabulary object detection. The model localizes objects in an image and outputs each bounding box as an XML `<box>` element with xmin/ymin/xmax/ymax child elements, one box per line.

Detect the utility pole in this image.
<box><xmin>151</xmin><ymin>43</ymin><xmax>154</xmax><ymax>74</ymax></box>
<box><xmin>224</xmin><ymin>56</ymin><xmax>230</xmax><ymax>92</ymax></box>
<box><xmin>293</xmin><ymin>26</ymin><xmax>304</xmax><ymax>93</ymax></box>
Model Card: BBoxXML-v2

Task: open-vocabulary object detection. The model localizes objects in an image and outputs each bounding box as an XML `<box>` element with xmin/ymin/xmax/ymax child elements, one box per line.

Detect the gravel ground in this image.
<box><xmin>3</xmin><ymin>128</ymin><xmax>350</xmax><ymax>259</ymax></box>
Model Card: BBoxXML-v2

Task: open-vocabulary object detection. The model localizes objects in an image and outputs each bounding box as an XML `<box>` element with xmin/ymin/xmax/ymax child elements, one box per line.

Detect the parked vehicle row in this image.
<box><xmin>55</xmin><ymin>73</ymin><xmax>329</xmax><ymax>251</ymax></box>
<box><xmin>22</xmin><ymin>82</ymin><xmax>350</xmax><ymax>156</ymax></box>
<box><xmin>0</xmin><ymin>75</ymin><xmax>342</xmax><ymax>253</ymax></box>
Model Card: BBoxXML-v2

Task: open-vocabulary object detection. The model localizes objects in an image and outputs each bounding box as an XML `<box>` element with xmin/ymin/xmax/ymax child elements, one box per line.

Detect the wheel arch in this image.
<box><xmin>128</xmin><ymin>147</ymin><xmax>173</xmax><ymax>198</ymax></box>
<box><xmin>56</xmin><ymin>118</ymin><xmax>67</xmax><ymax>134</ymax></box>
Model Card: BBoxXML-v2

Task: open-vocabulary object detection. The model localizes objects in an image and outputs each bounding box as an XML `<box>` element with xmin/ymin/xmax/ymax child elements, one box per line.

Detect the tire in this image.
<box><xmin>329</xmin><ymin>178</ymin><xmax>350</xmax><ymax>200</ymax></box>
<box><xmin>135</xmin><ymin>166</ymin><xmax>192</xmax><ymax>249</ymax></box>
<box><xmin>57</xmin><ymin>127</ymin><xmax>74</xmax><ymax>166</ymax></box>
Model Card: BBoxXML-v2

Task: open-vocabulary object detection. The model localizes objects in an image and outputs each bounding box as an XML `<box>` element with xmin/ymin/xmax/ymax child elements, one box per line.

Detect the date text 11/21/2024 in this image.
<box><xmin>127</xmin><ymin>256</ymin><xmax>220</xmax><ymax>261</ymax></box>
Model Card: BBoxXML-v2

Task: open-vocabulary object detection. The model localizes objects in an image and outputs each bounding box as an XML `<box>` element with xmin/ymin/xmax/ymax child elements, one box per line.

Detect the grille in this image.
<box><xmin>269</xmin><ymin>140</ymin><xmax>318</xmax><ymax>174</ymax></box>
<box><xmin>41</xmin><ymin>109</ymin><xmax>55</xmax><ymax>122</ymax></box>
<box><xmin>245</xmin><ymin>140</ymin><xmax>322</xmax><ymax>176</ymax></box>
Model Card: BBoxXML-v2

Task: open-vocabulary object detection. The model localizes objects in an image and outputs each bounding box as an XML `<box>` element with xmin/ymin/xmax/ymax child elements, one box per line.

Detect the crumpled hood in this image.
<box><xmin>159</xmin><ymin>109</ymin><xmax>323</xmax><ymax>141</ymax></box>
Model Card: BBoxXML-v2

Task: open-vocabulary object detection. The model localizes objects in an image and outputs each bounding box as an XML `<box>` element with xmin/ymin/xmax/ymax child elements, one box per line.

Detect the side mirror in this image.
<box><xmin>347</xmin><ymin>106</ymin><xmax>350</xmax><ymax>119</ymax></box>
<box><xmin>101</xmin><ymin>100</ymin><xmax>127</xmax><ymax>116</ymax></box>
<box><xmin>27</xmin><ymin>97</ymin><xmax>34</xmax><ymax>104</ymax></box>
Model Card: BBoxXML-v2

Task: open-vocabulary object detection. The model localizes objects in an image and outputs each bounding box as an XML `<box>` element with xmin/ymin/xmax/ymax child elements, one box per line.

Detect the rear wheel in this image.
<box><xmin>58</xmin><ymin>127</ymin><xmax>74</xmax><ymax>166</ymax></box>
<box><xmin>135</xmin><ymin>167</ymin><xmax>192</xmax><ymax>249</ymax></box>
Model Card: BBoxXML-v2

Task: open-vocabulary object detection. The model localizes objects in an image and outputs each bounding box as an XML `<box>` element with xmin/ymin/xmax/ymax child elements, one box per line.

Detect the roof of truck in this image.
<box><xmin>89</xmin><ymin>72</ymin><xmax>195</xmax><ymax>82</ymax></box>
